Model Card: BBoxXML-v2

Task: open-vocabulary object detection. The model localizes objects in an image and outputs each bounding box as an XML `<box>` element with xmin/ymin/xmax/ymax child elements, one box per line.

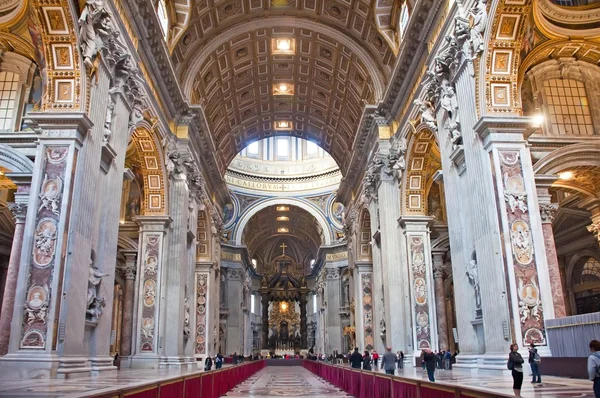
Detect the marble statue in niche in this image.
<box><xmin>465</xmin><ymin>251</ymin><xmax>482</xmax><ymax>318</ymax></box>
<box><xmin>183</xmin><ymin>296</ymin><xmax>191</xmax><ymax>339</ymax></box>
<box><xmin>468</xmin><ymin>0</ymin><xmax>487</xmax><ymax>57</ymax></box>
<box><xmin>427</xmin><ymin>184</ymin><xmax>445</xmax><ymax>222</ymax></box>
<box><xmin>87</xmin><ymin>251</ymin><xmax>108</xmax><ymax>322</ymax></box>
<box><xmin>24</xmin><ymin>284</ymin><xmax>49</xmax><ymax>325</ymax></box>
<box><xmin>124</xmin><ymin>162</ymin><xmax>144</xmax><ymax>220</ymax></box>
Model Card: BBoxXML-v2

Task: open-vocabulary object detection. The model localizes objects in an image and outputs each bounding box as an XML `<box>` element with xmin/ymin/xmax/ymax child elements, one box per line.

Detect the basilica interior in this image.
<box><xmin>0</xmin><ymin>0</ymin><xmax>599</xmax><ymax>396</ymax></box>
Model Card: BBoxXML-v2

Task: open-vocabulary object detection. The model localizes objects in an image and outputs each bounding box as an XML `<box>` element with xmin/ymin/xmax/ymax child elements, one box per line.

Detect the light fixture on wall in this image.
<box><xmin>272</xmin><ymin>38</ymin><xmax>295</xmax><ymax>54</ymax></box>
<box><xmin>277</xmin><ymin>227</ymin><xmax>289</xmax><ymax>233</ymax></box>
<box><xmin>273</xmin><ymin>83</ymin><xmax>293</xmax><ymax>96</ymax></box>
<box><xmin>276</xmin><ymin>206</ymin><xmax>289</xmax><ymax>212</ymax></box>
<box><xmin>558</xmin><ymin>171</ymin><xmax>574</xmax><ymax>181</ymax></box>
<box><xmin>531</xmin><ymin>113</ymin><xmax>545</xmax><ymax>128</ymax></box>
<box><xmin>280</xmin><ymin>301</ymin><xmax>288</xmax><ymax>311</ymax></box>
<box><xmin>277</xmin><ymin>216</ymin><xmax>289</xmax><ymax>222</ymax></box>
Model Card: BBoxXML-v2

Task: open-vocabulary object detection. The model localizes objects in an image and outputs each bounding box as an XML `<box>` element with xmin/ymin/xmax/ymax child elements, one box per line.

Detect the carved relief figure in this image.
<box><xmin>510</xmin><ymin>220</ymin><xmax>533</xmax><ymax>265</ymax></box>
<box><xmin>183</xmin><ymin>296</ymin><xmax>191</xmax><ymax>338</ymax></box>
<box><xmin>24</xmin><ymin>284</ymin><xmax>49</xmax><ymax>325</ymax></box>
<box><xmin>518</xmin><ymin>278</ymin><xmax>543</xmax><ymax>323</ymax></box>
<box><xmin>414</xmin><ymin>98</ymin><xmax>437</xmax><ymax>132</ymax></box>
<box><xmin>34</xmin><ymin>219</ymin><xmax>58</xmax><ymax>267</ymax></box>
<box><xmin>504</xmin><ymin>174</ymin><xmax>528</xmax><ymax>213</ymax></box>
<box><xmin>468</xmin><ymin>0</ymin><xmax>488</xmax><ymax>57</ymax></box>
<box><xmin>38</xmin><ymin>174</ymin><xmax>62</xmax><ymax>215</ymax></box>
<box><xmin>78</xmin><ymin>0</ymin><xmax>108</xmax><ymax>69</ymax></box>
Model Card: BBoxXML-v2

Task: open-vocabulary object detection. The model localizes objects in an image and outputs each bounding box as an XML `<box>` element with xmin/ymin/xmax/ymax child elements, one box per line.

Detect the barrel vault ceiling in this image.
<box><xmin>172</xmin><ymin>0</ymin><xmax>399</xmax><ymax>174</ymax></box>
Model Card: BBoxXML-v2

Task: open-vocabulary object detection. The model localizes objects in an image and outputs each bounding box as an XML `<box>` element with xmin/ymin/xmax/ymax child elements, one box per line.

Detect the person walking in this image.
<box><xmin>423</xmin><ymin>349</ymin><xmax>437</xmax><ymax>382</ymax></box>
<box><xmin>372</xmin><ymin>350</ymin><xmax>379</xmax><ymax>369</ymax></box>
<box><xmin>362</xmin><ymin>350</ymin><xmax>372</xmax><ymax>370</ymax></box>
<box><xmin>588</xmin><ymin>340</ymin><xmax>600</xmax><ymax>398</ymax></box>
<box><xmin>232</xmin><ymin>352</ymin><xmax>239</xmax><ymax>364</ymax></box>
<box><xmin>382</xmin><ymin>347</ymin><xmax>397</xmax><ymax>375</ymax></box>
<box><xmin>508</xmin><ymin>343</ymin><xmax>525</xmax><ymax>397</ymax></box>
<box><xmin>528</xmin><ymin>343</ymin><xmax>542</xmax><ymax>383</ymax></box>
<box><xmin>204</xmin><ymin>356</ymin><xmax>213</xmax><ymax>371</ymax></box>
<box><xmin>215</xmin><ymin>353</ymin><xmax>223</xmax><ymax>369</ymax></box>
<box><xmin>350</xmin><ymin>347</ymin><xmax>363</xmax><ymax>369</ymax></box>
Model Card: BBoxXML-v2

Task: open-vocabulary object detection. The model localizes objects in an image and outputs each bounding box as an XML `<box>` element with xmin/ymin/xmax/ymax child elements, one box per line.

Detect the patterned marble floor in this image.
<box><xmin>225</xmin><ymin>367</ymin><xmax>351</xmax><ymax>397</ymax></box>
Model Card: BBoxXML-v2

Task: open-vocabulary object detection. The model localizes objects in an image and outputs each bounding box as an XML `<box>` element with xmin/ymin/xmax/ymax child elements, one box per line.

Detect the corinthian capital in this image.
<box><xmin>8</xmin><ymin>202</ymin><xmax>28</xmax><ymax>222</ymax></box>
<box><xmin>539</xmin><ymin>203</ymin><xmax>558</xmax><ymax>224</ymax></box>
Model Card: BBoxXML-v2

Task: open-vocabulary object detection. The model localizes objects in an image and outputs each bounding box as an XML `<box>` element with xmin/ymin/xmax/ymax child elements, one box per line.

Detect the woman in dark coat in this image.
<box><xmin>508</xmin><ymin>343</ymin><xmax>525</xmax><ymax>396</ymax></box>
<box><xmin>204</xmin><ymin>356</ymin><xmax>213</xmax><ymax>371</ymax></box>
<box><xmin>362</xmin><ymin>351</ymin><xmax>372</xmax><ymax>370</ymax></box>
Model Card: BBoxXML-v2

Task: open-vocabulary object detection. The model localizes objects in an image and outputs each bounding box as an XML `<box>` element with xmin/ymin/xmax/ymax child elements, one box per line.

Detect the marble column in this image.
<box><xmin>0</xmin><ymin>202</ymin><xmax>28</xmax><ymax>356</ymax></box>
<box><xmin>119</xmin><ymin>251</ymin><xmax>137</xmax><ymax>357</ymax></box>
<box><xmin>225</xmin><ymin>268</ymin><xmax>243</xmax><ymax>355</ymax></box>
<box><xmin>261</xmin><ymin>294</ymin><xmax>269</xmax><ymax>349</ymax></box>
<box><xmin>130</xmin><ymin>215</ymin><xmax>170</xmax><ymax>368</ymax></box>
<box><xmin>432</xmin><ymin>250</ymin><xmax>449</xmax><ymax>350</ymax></box>
<box><xmin>300</xmin><ymin>294</ymin><xmax>307</xmax><ymax>348</ymax></box>
<box><xmin>536</xmin><ymin>176</ymin><xmax>566</xmax><ymax>319</ymax></box>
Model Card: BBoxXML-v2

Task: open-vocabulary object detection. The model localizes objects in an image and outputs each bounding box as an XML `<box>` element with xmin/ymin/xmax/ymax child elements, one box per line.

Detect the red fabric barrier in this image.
<box><xmin>350</xmin><ymin>370</ymin><xmax>361</xmax><ymax>397</ymax></box>
<box><xmin>184</xmin><ymin>377</ymin><xmax>202</xmax><ymax>398</ymax></box>
<box><xmin>359</xmin><ymin>372</ymin><xmax>374</xmax><ymax>398</ymax></box>
<box><xmin>392</xmin><ymin>379</ymin><xmax>417</xmax><ymax>398</ymax></box>
<box><xmin>158</xmin><ymin>380</ymin><xmax>184</xmax><ymax>398</ymax></box>
<box><xmin>420</xmin><ymin>386</ymin><xmax>454</xmax><ymax>398</ymax></box>
<box><xmin>201</xmin><ymin>373</ymin><xmax>213</xmax><ymax>398</ymax></box>
<box><xmin>374</xmin><ymin>375</ymin><xmax>392</xmax><ymax>397</ymax></box>
<box><xmin>124</xmin><ymin>387</ymin><xmax>158</xmax><ymax>398</ymax></box>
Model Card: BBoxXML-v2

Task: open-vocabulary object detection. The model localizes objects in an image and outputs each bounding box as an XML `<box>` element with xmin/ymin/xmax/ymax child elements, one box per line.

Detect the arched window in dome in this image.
<box><xmin>157</xmin><ymin>0</ymin><xmax>169</xmax><ymax>41</ymax></box>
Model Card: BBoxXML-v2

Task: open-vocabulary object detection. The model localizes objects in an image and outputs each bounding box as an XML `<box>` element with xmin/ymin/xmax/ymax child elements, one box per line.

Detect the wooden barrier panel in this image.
<box><xmin>303</xmin><ymin>359</ymin><xmax>511</xmax><ymax>398</ymax></box>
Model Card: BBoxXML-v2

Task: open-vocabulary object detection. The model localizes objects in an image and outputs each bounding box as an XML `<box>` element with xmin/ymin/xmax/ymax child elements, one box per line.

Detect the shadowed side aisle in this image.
<box><xmin>225</xmin><ymin>366</ymin><xmax>352</xmax><ymax>397</ymax></box>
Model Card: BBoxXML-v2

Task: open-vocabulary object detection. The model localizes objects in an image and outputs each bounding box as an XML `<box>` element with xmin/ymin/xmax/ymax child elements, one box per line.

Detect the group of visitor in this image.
<box><xmin>203</xmin><ymin>353</ymin><xmax>224</xmax><ymax>371</ymax></box>
<box><xmin>348</xmin><ymin>347</ymin><xmax>404</xmax><ymax>375</ymax></box>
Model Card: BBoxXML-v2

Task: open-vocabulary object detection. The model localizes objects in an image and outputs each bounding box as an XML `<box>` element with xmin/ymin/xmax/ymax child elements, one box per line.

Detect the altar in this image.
<box><xmin>258</xmin><ymin>254</ymin><xmax>310</xmax><ymax>352</ymax></box>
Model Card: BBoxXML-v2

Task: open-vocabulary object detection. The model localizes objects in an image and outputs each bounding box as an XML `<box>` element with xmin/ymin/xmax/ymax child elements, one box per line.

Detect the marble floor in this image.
<box><xmin>225</xmin><ymin>367</ymin><xmax>351</xmax><ymax>397</ymax></box>
<box><xmin>0</xmin><ymin>364</ymin><xmax>593</xmax><ymax>397</ymax></box>
<box><xmin>372</xmin><ymin>365</ymin><xmax>594</xmax><ymax>397</ymax></box>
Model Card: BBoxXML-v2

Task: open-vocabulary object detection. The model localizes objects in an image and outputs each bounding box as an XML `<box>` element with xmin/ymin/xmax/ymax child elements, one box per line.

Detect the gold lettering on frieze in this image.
<box><xmin>326</xmin><ymin>252</ymin><xmax>348</xmax><ymax>261</ymax></box>
<box><xmin>224</xmin><ymin>175</ymin><xmax>342</xmax><ymax>192</ymax></box>
<box><xmin>220</xmin><ymin>252</ymin><xmax>242</xmax><ymax>261</ymax></box>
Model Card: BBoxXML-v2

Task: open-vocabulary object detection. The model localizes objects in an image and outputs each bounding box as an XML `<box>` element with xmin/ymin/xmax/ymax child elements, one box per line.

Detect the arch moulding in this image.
<box><xmin>233</xmin><ymin>197</ymin><xmax>333</xmax><ymax>246</ymax></box>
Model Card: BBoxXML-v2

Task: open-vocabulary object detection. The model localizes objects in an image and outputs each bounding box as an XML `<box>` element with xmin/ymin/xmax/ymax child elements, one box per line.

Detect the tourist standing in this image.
<box><xmin>215</xmin><ymin>353</ymin><xmax>223</xmax><ymax>369</ymax></box>
<box><xmin>204</xmin><ymin>356</ymin><xmax>213</xmax><ymax>371</ymax></box>
<box><xmin>350</xmin><ymin>347</ymin><xmax>363</xmax><ymax>369</ymax></box>
<box><xmin>508</xmin><ymin>343</ymin><xmax>525</xmax><ymax>397</ymax></box>
<box><xmin>232</xmin><ymin>352</ymin><xmax>239</xmax><ymax>364</ymax></box>
<box><xmin>588</xmin><ymin>340</ymin><xmax>600</xmax><ymax>398</ymax></box>
<box><xmin>420</xmin><ymin>350</ymin><xmax>426</xmax><ymax>370</ymax></box>
<box><xmin>362</xmin><ymin>351</ymin><xmax>372</xmax><ymax>370</ymax></box>
<box><xmin>444</xmin><ymin>349</ymin><xmax>452</xmax><ymax>370</ymax></box>
<box><xmin>397</xmin><ymin>351</ymin><xmax>405</xmax><ymax>369</ymax></box>
<box><xmin>423</xmin><ymin>349</ymin><xmax>437</xmax><ymax>382</ymax></box>
<box><xmin>382</xmin><ymin>347</ymin><xmax>397</xmax><ymax>375</ymax></box>
<box><xmin>528</xmin><ymin>343</ymin><xmax>542</xmax><ymax>383</ymax></box>
<box><xmin>372</xmin><ymin>350</ymin><xmax>379</xmax><ymax>369</ymax></box>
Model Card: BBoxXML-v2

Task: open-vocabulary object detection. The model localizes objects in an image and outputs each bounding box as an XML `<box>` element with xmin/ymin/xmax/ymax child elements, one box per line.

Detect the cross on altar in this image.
<box><xmin>280</xmin><ymin>242</ymin><xmax>287</xmax><ymax>255</ymax></box>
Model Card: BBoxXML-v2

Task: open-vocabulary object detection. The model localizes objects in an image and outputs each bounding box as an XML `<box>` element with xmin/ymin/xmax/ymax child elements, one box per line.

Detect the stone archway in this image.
<box><xmin>124</xmin><ymin>125</ymin><xmax>169</xmax><ymax>216</ymax></box>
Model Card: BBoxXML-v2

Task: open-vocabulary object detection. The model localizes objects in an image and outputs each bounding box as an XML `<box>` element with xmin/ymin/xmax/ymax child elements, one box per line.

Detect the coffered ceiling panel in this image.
<box><xmin>172</xmin><ymin>0</ymin><xmax>397</xmax><ymax>174</ymax></box>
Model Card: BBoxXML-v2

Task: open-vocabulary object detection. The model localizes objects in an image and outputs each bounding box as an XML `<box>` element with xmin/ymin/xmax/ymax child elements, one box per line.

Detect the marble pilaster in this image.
<box><xmin>432</xmin><ymin>250</ymin><xmax>449</xmax><ymax>350</ymax></box>
<box><xmin>366</xmin><ymin>199</ymin><xmax>385</xmax><ymax>354</ymax></box>
<box><xmin>130</xmin><ymin>215</ymin><xmax>170</xmax><ymax>368</ymax></box>
<box><xmin>324</xmin><ymin>267</ymin><xmax>342</xmax><ymax>354</ymax></box>
<box><xmin>261</xmin><ymin>294</ymin><xmax>269</xmax><ymax>349</ymax></box>
<box><xmin>119</xmin><ymin>251</ymin><xmax>137</xmax><ymax>357</ymax></box>
<box><xmin>225</xmin><ymin>267</ymin><xmax>243</xmax><ymax>355</ymax></box>
<box><xmin>193</xmin><ymin>266</ymin><xmax>211</xmax><ymax>359</ymax></box>
<box><xmin>376</xmin><ymin>141</ymin><xmax>411</xmax><ymax>353</ymax></box>
<box><xmin>0</xmin><ymin>202</ymin><xmax>28</xmax><ymax>356</ymax></box>
<box><xmin>399</xmin><ymin>216</ymin><xmax>438</xmax><ymax>354</ymax></box>
<box><xmin>535</xmin><ymin>175</ymin><xmax>566</xmax><ymax>319</ymax></box>
<box><xmin>476</xmin><ymin>116</ymin><xmax>556</xmax><ymax>357</ymax></box>
<box><xmin>299</xmin><ymin>295</ymin><xmax>308</xmax><ymax>349</ymax></box>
